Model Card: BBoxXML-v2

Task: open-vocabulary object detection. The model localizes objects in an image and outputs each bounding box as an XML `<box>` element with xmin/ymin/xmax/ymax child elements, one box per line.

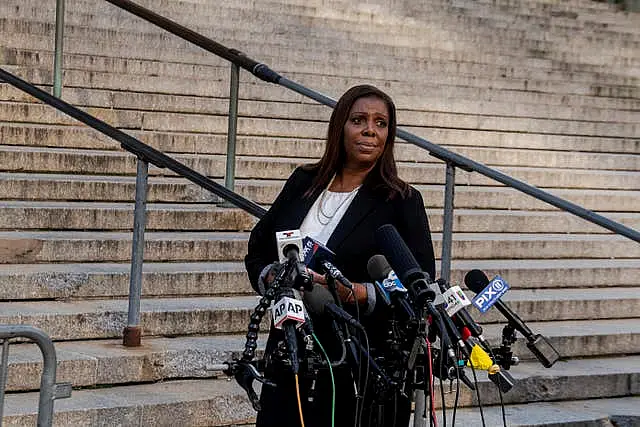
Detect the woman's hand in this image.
<box><xmin>306</xmin><ymin>268</ymin><xmax>327</xmax><ymax>286</ymax></box>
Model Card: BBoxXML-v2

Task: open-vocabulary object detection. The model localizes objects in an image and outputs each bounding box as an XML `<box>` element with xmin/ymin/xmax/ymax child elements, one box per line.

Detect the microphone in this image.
<box><xmin>464</xmin><ymin>270</ymin><xmax>560</xmax><ymax>368</ymax></box>
<box><xmin>374</xmin><ymin>224</ymin><xmax>458</xmax><ymax>359</ymax></box>
<box><xmin>435</xmin><ymin>278</ymin><xmax>491</xmax><ymax>350</ymax></box>
<box><xmin>367</xmin><ymin>254</ymin><xmax>416</xmax><ymax>319</ymax></box>
<box><xmin>374</xmin><ymin>224</ymin><xmax>441</xmax><ymax>306</ymax></box>
<box><xmin>272</xmin><ymin>287</ymin><xmax>305</xmax><ymax>374</ymax></box>
<box><xmin>301</xmin><ymin>236</ymin><xmax>353</xmax><ymax>290</ymax></box>
<box><xmin>303</xmin><ymin>284</ymin><xmax>364</xmax><ymax>331</ymax></box>
<box><xmin>275</xmin><ymin>229</ymin><xmax>312</xmax><ymax>290</ymax></box>
<box><xmin>301</xmin><ymin>236</ymin><xmax>335</xmax><ymax>271</ymax></box>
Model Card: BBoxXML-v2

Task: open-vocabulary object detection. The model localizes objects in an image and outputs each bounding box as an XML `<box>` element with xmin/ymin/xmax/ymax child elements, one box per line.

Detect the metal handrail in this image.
<box><xmin>0</xmin><ymin>326</ymin><xmax>72</xmax><ymax>427</ymax></box>
<box><xmin>0</xmin><ymin>69</ymin><xmax>266</xmax><ymax>219</ymax></box>
<box><xmin>97</xmin><ymin>0</ymin><xmax>639</xmax><ymax>245</ymax></box>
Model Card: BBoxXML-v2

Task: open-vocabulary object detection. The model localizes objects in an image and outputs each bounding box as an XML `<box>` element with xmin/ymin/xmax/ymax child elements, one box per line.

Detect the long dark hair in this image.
<box><xmin>304</xmin><ymin>85</ymin><xmax>409</xmax><ymax>200</ymax></box>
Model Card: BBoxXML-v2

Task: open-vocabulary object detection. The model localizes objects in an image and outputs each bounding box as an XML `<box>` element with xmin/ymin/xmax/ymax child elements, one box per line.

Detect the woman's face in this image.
<box><xmin>342</xmin><ymin>95</ymin><xmax>389</xmax><ymax>170</ymax></box>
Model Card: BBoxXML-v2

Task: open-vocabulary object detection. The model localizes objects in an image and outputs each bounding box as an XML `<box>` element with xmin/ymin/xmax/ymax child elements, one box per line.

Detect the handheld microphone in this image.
<box><xmin>303</xmin><ymin>284</ymin><xmax>365</xmax><ymax>331</ymax></box>
<box><xmin>464</xmin><ymin>270</ymin><xmax>560</xmax><ymax>368</ymax></box>
<box><xmin>301</xmin><ymin>236</ymin><xmax>336</xmax><ymax>270</ymax></box>
<box><xmin>275</xmin><ymin>230</ymin><xmax>312</xmax><ymax>290</ymax></box>
<box><xmin>367</xmin><ymin>254</ymin><xmax>415</xmax><ymax>319</ymax></box>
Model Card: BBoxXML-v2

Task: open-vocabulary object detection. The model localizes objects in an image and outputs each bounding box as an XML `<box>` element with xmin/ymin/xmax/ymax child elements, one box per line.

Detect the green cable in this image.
<box><xmin>312</xmin><ymin>333</ymin><xmax>335</xmax><ymax>427</ymax></box>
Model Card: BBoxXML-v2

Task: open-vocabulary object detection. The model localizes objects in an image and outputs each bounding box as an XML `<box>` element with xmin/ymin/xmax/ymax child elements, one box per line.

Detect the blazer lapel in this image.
<box><xmin>326</xmin><ymin>183</ymin><xmax>379</xmax><ymax>251</ymax></box>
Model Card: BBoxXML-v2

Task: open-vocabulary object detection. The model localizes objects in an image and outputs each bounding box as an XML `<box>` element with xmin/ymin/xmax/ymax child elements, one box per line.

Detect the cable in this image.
<box><xmin>485</xmin><ymin>346</ymin><xmax>507</xmax><ymax>427</ymax></box>
<box><xmin>468</xmin><ymin>362</ymin><xmax>486</xmax><ymax>427</ymax></box>
<box><xmin>294</xmin><ymin>374</ymin><xmax>306</xmax><ymax>427</ymax></box>
<box><xmin>452</xmin><ymin>354</ymin><xmax>460</xmax><ymax>427</ymax></box>
<box><xmin>313</xmin><ymin>333</ymin><xmax>335</xmax><ymax>427</ymax></box>
<box><xmin>358</xmin><ymin>328</ymin><xmax>371</xmax><ymax>427</ymax></box>
<box><xmin>426</xmin><ymin>339</ymin><xmax>438</xmax><ymax>427</ymax></box>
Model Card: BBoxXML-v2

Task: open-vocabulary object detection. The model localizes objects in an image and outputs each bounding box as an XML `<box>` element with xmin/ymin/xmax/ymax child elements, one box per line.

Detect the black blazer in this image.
<box><xmin>245</xmin><ymin>166</ymin><xmax>436</xmax><ymax>307</ymax></box>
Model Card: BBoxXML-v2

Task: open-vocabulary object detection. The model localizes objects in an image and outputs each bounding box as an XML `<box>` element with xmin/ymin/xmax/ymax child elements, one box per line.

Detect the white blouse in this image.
<box><xmin>299</xmin><ymin>186</ymin><xmax>360</xmax><ymax>245</ymax></box>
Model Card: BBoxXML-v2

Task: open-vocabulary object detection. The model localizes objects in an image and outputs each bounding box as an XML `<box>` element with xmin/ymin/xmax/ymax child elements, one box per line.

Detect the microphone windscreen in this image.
<box><xmin>461</xmin><ymin>326</ymin><xmax>472</xmax><ymax>341</ymax></box>
<box><xmin>375</xmin><ymin>224</ymin><xmax>423</xmax><ymax>284</ymax></box>
<box><xmin>302</xmin><ymin>284</ymin><xmax>335</xmax><ymax>316</ymax></box>
<box><xmin>464</xmin><ymin>269</ymin><xmax>491</xmax><ymax>294</ymax></box>
<box><xmin>366</xmin><ymin>254</ymin><xmax>392</xmax><ymax>282</ymax></box>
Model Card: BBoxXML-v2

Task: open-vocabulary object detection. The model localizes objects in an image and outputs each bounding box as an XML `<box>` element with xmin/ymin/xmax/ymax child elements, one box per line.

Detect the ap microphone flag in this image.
<box><xmin>272</xmin><ymin>291</ymin><xmax>306</xmax><ymax>329</ymax></box>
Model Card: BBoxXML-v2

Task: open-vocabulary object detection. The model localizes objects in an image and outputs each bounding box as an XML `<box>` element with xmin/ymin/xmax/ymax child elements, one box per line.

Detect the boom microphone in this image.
<box><xmin>464</xmin><ymin>270</ymin><xmax>560</xmax><ymax>368</ymax></box>
<box><xmin>303</xmin><ymin>284</ymin><xmax>364</xmax><ymax>331</ymax></box>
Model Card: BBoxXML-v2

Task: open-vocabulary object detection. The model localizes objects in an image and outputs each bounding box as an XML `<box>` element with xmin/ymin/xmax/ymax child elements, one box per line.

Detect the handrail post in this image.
<box><xmin>440</xmin><ymin>162</ymin><xmax>456</xmax><ymax>283</ymax></box>
<box><xmin>123</xmin><ymin>158</ymin><xmax>149</xmax><ymax>347</ymax></box>
<box><xmin>0</xmin><ymin>339</ymin><xmax>9</xmax><ymax>424</ymax></box>
<box><xmin>53</xmin><ymin>0</ymin><xmax>65</xmax><ymax>97</ymax></box>
<box><xmin>224</xmin><ymin>62</ymin><xmax>240</xmax><ymax>196</ymax></box>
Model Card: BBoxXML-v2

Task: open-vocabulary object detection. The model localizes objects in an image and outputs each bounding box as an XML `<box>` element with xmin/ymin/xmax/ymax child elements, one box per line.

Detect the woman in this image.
<box><xmin>245</xmin><ymin>85</ymin><xmax>435</xmax><ymax>427</ymax></box>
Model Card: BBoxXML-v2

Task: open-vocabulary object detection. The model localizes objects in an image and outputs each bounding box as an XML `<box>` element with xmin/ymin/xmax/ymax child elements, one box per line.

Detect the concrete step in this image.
<box><xmin>1</xmin><ymin>230</ymin><xmax>639</xmax><ymax>263</ymax></box>
<box><xmin>4</xmin><ymin>56</ymin><xmax>639</xmax><ymax>113</ymax></box>
<box><xmin>3</xmin><ymin>79</ymin><xmax>638</xmax><ymax>126</ymax></box>
<box><xmin>0</xmin><ymin>297</ymin><xmax>259</xmax><ymax>340</ymax></box>
<box><xmin>7</xmin><ymin>0</ymin><xmax>639</xmax><ymax>58</ymax></box>
<box><xmin>482</xmin><ymin>318</ymin><xmax>640</xmax><ymax>360</ymax></box>
<box><xmin>3</xmin><ymin>97</ymin><xmax>637</xmax><ymax>140</ymax></box>
<box><xmin>2</xmin><ymin>201</ymin><xmax>638</xmax><ymax>233</ymax></box>
<box><xmin>3</xmin><ymin>35</ymin><xmax>639</xmax><ymax>92</ymax></box>
<box><xmin>3</xmin><ymin>173</ymin><xmax>639</xmax><ymax>211</ymax></box>
<box><xmin>0</xmin><ymin>262</ymin><xmax>252</xmax><ymax>300</ymax></box>
<box><xmin>0</xmin><ymin>259</ymin><xmax>638</xmax><ymax>300</ymax></box>
<box><xmin>1</xmin><ymin>335</ymin><xmax>262</xmax><ymax>391</ymax></box>
<box><xmin>1</xmin><ymin>378</ymin><xmax>255</xmax><ymax>427</ymax></box>
<box><xmin>2</xmin><ymin>336</ymin><xmax>639</xmax><ymax>412</ymax></box>
<box><xmin>3</xmin><ymin>146</ymin><xmax>639</xmax><ymax>190</ymax></box>
<box><xmin>467</xmin><ymin>287</ymin><xmax>640</xmax><ymax>324</ymax></box>
<box><xmin>4</xmin><ymin>33</ymin><xmax>638</xmax><ymax>100</ymax></box>
<box><xmin>3</xmin><ymin>122</ymin><xmax>639</xmax><ymax>161</ymax></box>
<box><xmin>0</xmin><ymin>289</ymin><xmax>637</xmax><ymax>340</ymax></box>
<box><xmin>417</xmin><ymin>396</ymin><xmax>640</xmax><ymax>427</ymax></box>
<box><xmin>2</xmin><ymin>12</ymin><xmax>638</xmax><ymax>84</ymax></box>
<box><xmin>430</xmin><ymin>356</ymin><xmax>640</xmax><ymax>410</ymax></box>
<box><xmin>0</xmin><ymin>201</ymin><xmax>257</xmax><ymax>231</ymax></box>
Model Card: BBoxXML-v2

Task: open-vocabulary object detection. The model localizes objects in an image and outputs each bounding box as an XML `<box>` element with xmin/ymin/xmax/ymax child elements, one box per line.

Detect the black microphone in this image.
<box><xmin>303</xmin><ymin>284</ymin><xmax>364</xmax><ymax>331</ymax></box>
<box><xmin>367</xmin><ymin>254</ymin><xmax>416</xmax><ymax>319</ymax></box>
<box><xmin>464</xmin><ymin>269</ymin><xmax>560</xmax><ymax>368</ymax></box>
<box><xmin>374</xmin><ymin>224</ymin><xmax>458</xmax><ymax>360</ymax></box>
<box><xmin>272</xmin><ymin>287</ymin><xmax>305</xmax><ymax>374</ymax></box>
<box><xmin>374</xmin><ymin>224</ymin><xmax>437</xmax><ymax>305</ymax></box>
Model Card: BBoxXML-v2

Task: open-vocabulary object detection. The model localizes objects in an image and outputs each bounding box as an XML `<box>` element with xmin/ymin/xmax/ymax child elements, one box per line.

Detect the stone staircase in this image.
<box><xmin>0</xmin><ymin>0</ymin><xmax>639</xmax><ymax>425</ymax></box>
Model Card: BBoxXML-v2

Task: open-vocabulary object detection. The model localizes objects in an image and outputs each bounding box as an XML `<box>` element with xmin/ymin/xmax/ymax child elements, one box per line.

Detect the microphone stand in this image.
<box><xmin>326</xmin><ymin>275</ymin><xmax>364</xmax><ymax>414</ymax></box>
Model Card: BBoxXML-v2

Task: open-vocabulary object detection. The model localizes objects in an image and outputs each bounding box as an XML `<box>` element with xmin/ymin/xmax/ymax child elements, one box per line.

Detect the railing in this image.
<box><xmin>8</xmin><ymin>0</ymin><xmax>637</xmax><ymax>346</ymax></box>
<box><xmin>0</xmin><ymin>326</ymin><xmax>72</xmax><ymax>427</ymax></box>
<box><xmin>0</xmin><ymin>67</ymin><xmax>266</xmax><ymax>347</ymax></box>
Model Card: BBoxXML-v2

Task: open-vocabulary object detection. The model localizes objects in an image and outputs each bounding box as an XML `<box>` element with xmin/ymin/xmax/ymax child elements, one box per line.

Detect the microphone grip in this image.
<box><xmin>283</xmin><ymin>323</ymin><xmax>300</xmax><ymax>374</ymax></box>
<box><xmin>495</xmin><ymin>302</ymin><xmax>535</xmax><ymax>339</ymax></box>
